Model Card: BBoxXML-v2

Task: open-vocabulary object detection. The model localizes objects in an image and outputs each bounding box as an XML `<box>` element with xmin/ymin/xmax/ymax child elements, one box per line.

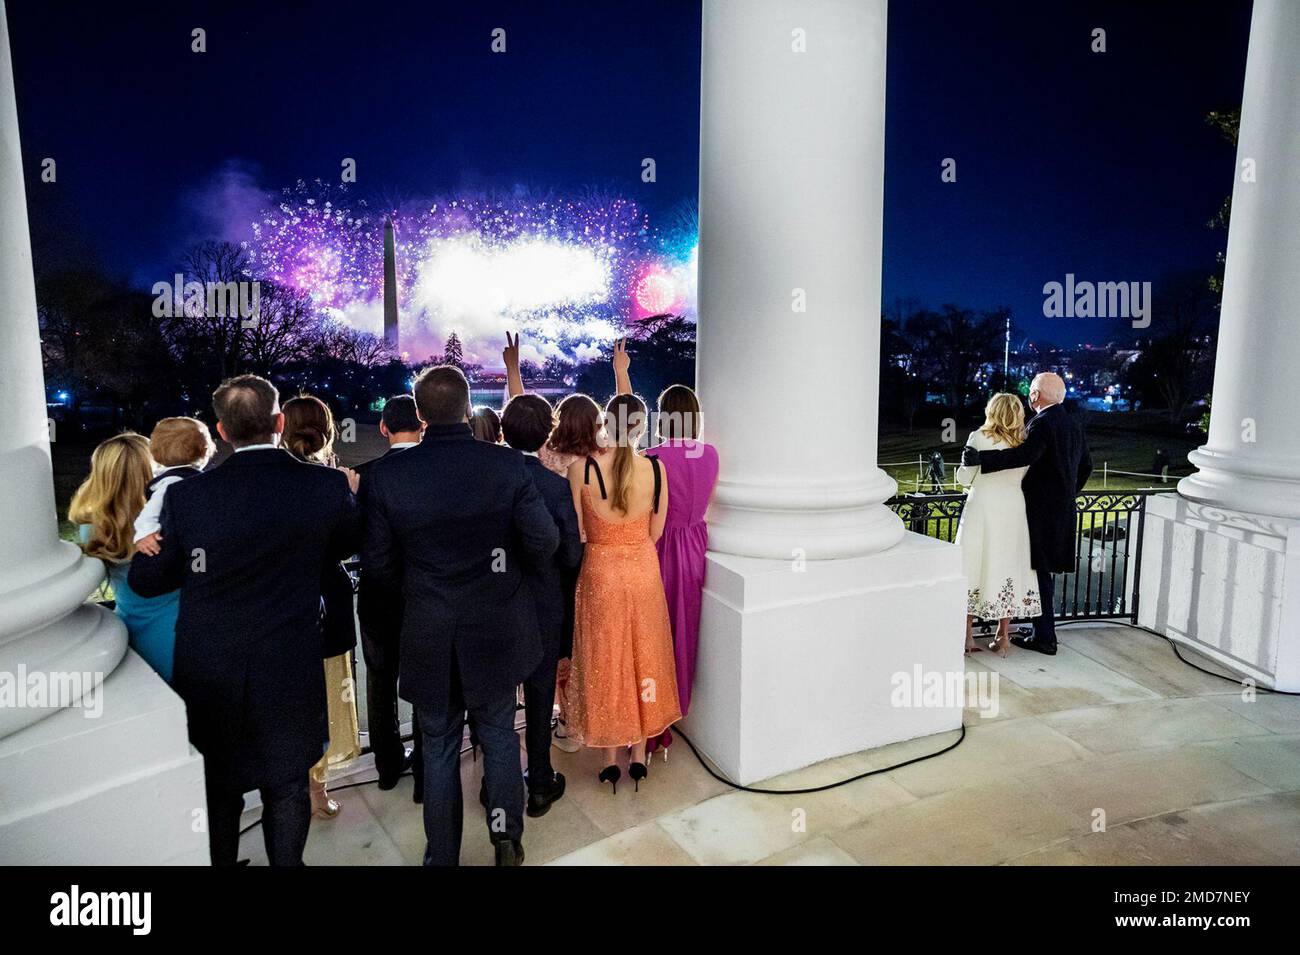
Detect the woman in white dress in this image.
<box><xmin>955</xmin><ymin>393</ymin><xmax>1043</xmax><ymax>656</ymax></box>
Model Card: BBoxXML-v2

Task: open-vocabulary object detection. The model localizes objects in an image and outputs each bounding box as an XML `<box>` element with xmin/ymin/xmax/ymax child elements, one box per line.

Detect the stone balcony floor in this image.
<box><xmin>238</xmin><ymin>623</ymin><xmax>1300</xmax><ymax>865</ymax></box>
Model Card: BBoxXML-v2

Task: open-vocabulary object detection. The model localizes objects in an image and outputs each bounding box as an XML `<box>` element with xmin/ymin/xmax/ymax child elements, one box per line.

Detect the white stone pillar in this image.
<box><xmin>697</xmin><ymin>0</ymin><xmax>903</xmax><ymax>559</ymax></box>
<box><xmin>1178</xmin><ymin>0</ymin><xmax>1300</xmax><ymax>519</ymax></box>
<box><xmin>0</xmin><ymin>0</ymin><xmax>126</xmax><ymax>737</ymax></box>
<box><xmin>1139</xmin><ymin>0</ymin><xmax>1300</xmax><ymax>691</ymax></box>
<box><xmin>690</xmin><ymin>0</ymin><xmax>966</xmax><ymax>784</ymax></box>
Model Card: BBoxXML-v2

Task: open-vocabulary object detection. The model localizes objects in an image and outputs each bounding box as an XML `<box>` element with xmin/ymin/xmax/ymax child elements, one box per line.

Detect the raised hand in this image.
<box><xmin>613</xmin><ymin>338</ymin><xmax>632</xmax><ymax>395</ymax></box>
<box><xmin>504</xmin><ymin>331</ymin><xmax>524</xmax><ymax>398</ymax></box>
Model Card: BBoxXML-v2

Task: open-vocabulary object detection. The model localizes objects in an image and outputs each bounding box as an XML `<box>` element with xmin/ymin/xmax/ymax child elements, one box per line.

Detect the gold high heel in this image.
<box><xmin>310</xmin><ymin>779</ymin><xmax>341</xmax><ymax>818</ymax></box>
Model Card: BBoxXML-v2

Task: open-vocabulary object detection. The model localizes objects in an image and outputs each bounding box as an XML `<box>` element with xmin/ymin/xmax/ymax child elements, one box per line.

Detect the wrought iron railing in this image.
<box><xmin>885</xmin><ymin>488</ymin><xmax>1176</xmax><ymax>622</ymax></box>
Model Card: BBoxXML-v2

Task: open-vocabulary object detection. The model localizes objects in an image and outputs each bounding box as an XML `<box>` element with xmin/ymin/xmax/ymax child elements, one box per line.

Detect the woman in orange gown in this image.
<box><xmin>565</xmin><ymin>393</ymin><xmax>681</xmax><ymax>793</ymax></box>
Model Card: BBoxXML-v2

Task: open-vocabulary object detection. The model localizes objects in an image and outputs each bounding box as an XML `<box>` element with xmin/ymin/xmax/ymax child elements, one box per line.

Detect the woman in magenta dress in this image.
<box><xmin>644</xmin><ymin>384</ymin><xmax>719</xmax><ymax>758</ymax></box>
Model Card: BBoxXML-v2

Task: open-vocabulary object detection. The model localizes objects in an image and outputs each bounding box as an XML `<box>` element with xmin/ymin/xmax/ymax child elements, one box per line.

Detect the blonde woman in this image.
<box><xmin>564</xmin><ymin>393</ymin><xmax>681</xmax><ymax>793</ymax></box>
<box><xmin>955</xmin><ymin>394</ymin><xmax>1043</xmax><ymax>656</ymax></box>
<box><xmin>69</xmin><ymin>433</ymin><xmax>180</xmax><ymax>681</ymax></box>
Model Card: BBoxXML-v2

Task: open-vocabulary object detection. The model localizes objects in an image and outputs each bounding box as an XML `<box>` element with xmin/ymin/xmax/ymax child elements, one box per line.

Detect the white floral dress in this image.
<box><xmin>954</xmin><ymin>430</ymin><xmax>1043</xmax><ymax>620</ymax></box>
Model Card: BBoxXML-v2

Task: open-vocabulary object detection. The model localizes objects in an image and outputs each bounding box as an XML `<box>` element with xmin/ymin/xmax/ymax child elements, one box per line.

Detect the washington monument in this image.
<box><xmin>383</xmin><ymin>218</ymin><xmax>399</xmax><ymax>351</ymax></box>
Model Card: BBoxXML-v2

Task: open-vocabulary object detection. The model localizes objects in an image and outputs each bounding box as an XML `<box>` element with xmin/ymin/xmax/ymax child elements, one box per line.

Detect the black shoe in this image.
<box><xmin>1010</xmin><ymin>634</ymin><xmax>1057</xmax><ymax>655</ymax></box>
<box><xmin>376</xmin><ymin>748</ymin><xmax>413</xmax><ymax>791</ymax></box>
<box><xmin>628</xmin><ymin>762</ymin><xmax>648</xmax><ymax>792</ymax></box>
<box><xmin>598</xmin><ymin>765</ymin><xmax>621</xmax><ymax>795</ymax></box>
<box><xmin>526</xmin><ymin>772</ymin><xmax>566</xmax><ymax>818</ymax></box>
<box><xmin>494</xmin><ymin>840</ymin><xmax>525</xmax><ymax>867</ymax></box>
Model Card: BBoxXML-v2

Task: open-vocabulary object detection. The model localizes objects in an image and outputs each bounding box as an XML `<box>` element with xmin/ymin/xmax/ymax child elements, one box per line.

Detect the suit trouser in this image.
<box><xmin>361</xmin><ymin>625</ymin><xmax>423</xmax><ymax>785</ymax></box>
<box><xmin>418</xmin><ymin>678</ymin><xmax>523</xmax><ymax>866</ymax></box>
<box><xmin>205</xmin><ymin>771</ymin><xmax>311</xmax><ymax>866</ymax></box>
<box><xmin>1034</xmin><ymin>568</ymin><xmax>1058</xmax><ymax>647</ymax></box>
<box><xmin>522</xmin><ymin>640</ymin><xmax>559</xmax><ymax>790</ymax></box>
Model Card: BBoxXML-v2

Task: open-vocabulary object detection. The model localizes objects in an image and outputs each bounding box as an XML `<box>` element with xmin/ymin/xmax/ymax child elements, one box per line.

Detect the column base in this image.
<box><xmin>1180</xmin><ymin>447</ymin><xmax>1300</xmax><ymax>521</ymax></box>
<box><xmin>685</xmin><ymin>531</ymin><xmax>967</xmax><ymax>785</ymax></box>
<box><xmin>0</xmin><ymin>599</ymin><xmax>129</xmax><ymax>738</ymax></box>
<box><xmin>707</xmin><ymin>470</ymin><xmax>905</xmax><ymax>560</ymax></box>
<box><xmin>0</xmin><ymin>651</ymin><xmax>209</xmax><ymax>864</ymax></box>
<box><xmin>1138</xmin><ymin>493</ymin><xmax>1300</xmax><ymax>691</ymax></box>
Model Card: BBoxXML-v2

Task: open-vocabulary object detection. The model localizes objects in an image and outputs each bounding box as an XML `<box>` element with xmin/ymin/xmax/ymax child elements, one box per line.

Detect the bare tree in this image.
<box><xmin>165</xmin><ymin>241</ymin><xmax>254</xmax><ymax>381</ymax></box>
<box><xmin>243</xmin><ymin>283</ymin><xmax>322</xmax><ymax>375</ymax></box>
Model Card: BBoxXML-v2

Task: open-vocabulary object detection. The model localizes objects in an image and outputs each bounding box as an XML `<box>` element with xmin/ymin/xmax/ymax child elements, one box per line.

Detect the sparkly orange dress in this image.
<box><xmin>565</xmin><ymin>457</ymin><xmax>682</xmax><ymax>748</ymax></box>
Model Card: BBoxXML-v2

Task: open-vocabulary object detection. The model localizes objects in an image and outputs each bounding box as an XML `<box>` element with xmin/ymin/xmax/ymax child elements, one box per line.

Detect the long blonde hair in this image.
<box><xmin>979</xmin><ymin>393</ymin><xmax>1027</xmax><ymax>448</ymax></box>
<box><xmin>604</xmin><ymin>393</ymin><xmax>648</xmax><ymax>514</ymax></box>
<box><xmin>69</xmin><ymin>432</ymin><xmax>155</xmax><ymax>562</ymax></box>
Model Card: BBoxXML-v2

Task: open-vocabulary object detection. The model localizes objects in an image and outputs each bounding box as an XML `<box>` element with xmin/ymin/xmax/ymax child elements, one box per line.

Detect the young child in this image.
<box><xmin>135</xmin><ymin>417</ymin><xmax>215</xmax><ymax>553</ymax></box>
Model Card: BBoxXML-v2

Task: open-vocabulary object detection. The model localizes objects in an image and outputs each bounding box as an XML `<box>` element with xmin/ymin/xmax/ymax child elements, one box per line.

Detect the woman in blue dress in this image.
<box><xmin>69</xmin><ymin>432</ymin><xmax>180</xmax><ymax>682</ymax></box>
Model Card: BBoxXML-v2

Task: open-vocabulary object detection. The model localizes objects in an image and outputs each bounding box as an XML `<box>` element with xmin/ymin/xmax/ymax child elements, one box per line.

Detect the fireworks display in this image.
<box><xmin>245</xmin><ymin>180</ymin><xmax>697</xmax><ymax>367</ymax></box>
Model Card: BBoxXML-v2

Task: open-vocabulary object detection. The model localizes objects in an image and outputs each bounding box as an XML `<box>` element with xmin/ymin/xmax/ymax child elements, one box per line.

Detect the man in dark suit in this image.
<box><xmin>961</xmin><ymin>372</ymin><xmax>1093</xmax><ymax>655</ymax></box>
<box><xmin>362</xmin><ymin>366</ymin><xmax>558</xmax><ymax>866</ymax></box>
<box><xmin>356</xmin><ymin>395</ymin><xmax>425</xmax><ymax>797</ymax></box>
<box><xmin>130</xmin><ymin>374</ymin><xmax>360</xmax><ymax>865</ymax></box>
<box><xmin>500</xmin><ymin>394</ymin><xmax>584</xmax><ymax>817</ymax></box>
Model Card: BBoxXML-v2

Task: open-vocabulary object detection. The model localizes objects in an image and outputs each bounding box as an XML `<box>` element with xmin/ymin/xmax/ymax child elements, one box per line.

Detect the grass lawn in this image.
<box><xmin>880</xmin><ymin>410</ymin><xmax>1198</xmax><ymax>495</ymax></box>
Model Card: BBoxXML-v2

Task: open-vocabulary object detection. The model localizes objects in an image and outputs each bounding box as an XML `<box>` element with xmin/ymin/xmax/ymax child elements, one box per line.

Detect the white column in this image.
<box><xmin>1178</xmin><ymin>0</ymin><xmax>1300</xmax><ymax>519</ymax></box>
<box><xmin>1139</xmin><ymin>0</ymin><xmax>1300</xmax><ymax>691</ymax></box>
<box><xmin>690</xmin><ymin>0</ymin><xmax>966</xmax><ymax>784</ymax></box>
<box><xmin>697</xmin><ymin>0</ymin><xmax>902</xmax><ymax>559</ymax></box>
<box><xmin>0</xmin><ymin>0</ymin><xmax>126</xmax><ymax>737</ymax></box>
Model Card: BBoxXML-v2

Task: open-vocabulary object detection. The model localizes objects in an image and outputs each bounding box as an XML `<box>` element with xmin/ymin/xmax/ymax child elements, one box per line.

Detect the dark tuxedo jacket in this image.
<box><xmin>360</xmin><ymin>424</ymin><xmax>559</xmax><ymax>715</ymax></box>
<box><xmin>128</xmin><ymin>447</ymin><xmax>360</xmax><ymax>791</ymax></box>
<box><xmin>355</xmin><ymin>445</ymin><xmax>413</xmax><ymax>665</ymax></box>
<box><xmin>522</xmin><ymin>455</ymin><xmax>584</xmax><ymax>658</ymax></box>
<box><xmin>977</xmin><ymin>403</ymin><xmax>1093</xmax><ymax>574</ymax></box>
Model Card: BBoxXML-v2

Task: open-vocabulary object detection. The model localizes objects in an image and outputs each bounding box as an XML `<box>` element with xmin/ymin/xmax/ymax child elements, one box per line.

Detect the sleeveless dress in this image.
<box><xmin>564</xmin><ymin>456</ymin><xmax>682</xmax><ymax>748</ymax></box>
<box><xmin>80</xmin><ymin>524</ymin><xmax>179</xmax><ymax>682</ymax></box>
<box><xmin>645</xmin><ymin>439</ymin><xmax>719</xmax><ymax>718</ymax></box>
<box><xmin>955</xmin><ymin>430</ymin><xmax>1043</xmax><ymax>620</ymax></box>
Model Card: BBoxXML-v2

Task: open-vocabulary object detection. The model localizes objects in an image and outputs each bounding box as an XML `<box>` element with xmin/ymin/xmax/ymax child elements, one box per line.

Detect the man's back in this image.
<box><xmin>129</xmin><ymin>446</ymin><xmax>359</xmax><ymax>786</ymax></box>
<box><xmin>135</xmin><ymin>448</ymin><xmax>356</xmax><ymax>648</ymax></box>
<box><xmin>361</xmin><ymin>424</ymin><xmax>559</xmax><ymax>710</ymax></box>
<box><xmin>1022</xmin><ymin>405</ymin><xmax>1092</xmax><ymax>505</ymax></box>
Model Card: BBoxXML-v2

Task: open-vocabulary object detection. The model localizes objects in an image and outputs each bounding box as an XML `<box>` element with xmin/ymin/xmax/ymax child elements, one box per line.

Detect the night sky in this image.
<box><xmin>9</xmin><ymin>0</ymin><xmax>1253</xmax><ymax>345</ymax></box>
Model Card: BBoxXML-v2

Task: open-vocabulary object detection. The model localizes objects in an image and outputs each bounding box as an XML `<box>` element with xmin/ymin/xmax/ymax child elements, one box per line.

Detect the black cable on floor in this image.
<box><xmin>1055</xmin><ymin>618</ymin><xmax>1300</xmax><ymax>696</ymax></box>
<box><xmin>672</xmin><ymin>723</ymin><xmax>967</xmax><ymax>796</ymax></box>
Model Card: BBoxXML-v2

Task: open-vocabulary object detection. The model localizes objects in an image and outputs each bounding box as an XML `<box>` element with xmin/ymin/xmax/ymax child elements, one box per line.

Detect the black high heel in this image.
<box><xmin>598</xmin><ymin>765</ymin><xmax>621</xmax><ymax>795</ymax></box>
<box><xmin>628</xmin><ymin>762</ymin><xmax>648</xmax><ymax>792</ymax></box>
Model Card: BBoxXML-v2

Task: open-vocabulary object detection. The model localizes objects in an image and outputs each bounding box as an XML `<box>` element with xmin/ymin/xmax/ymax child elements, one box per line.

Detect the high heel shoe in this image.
<box><xmin>628</xmin><ymin>762</ymin><xmax>648</xmax><ymax>792</ymax></box>
<box><xmin>310</xmin><ymin>779</ymin><xmax>340</xmax><ymax>819</ymax></box>
<box><xmin>991</xmin><ymin>631</ymin><xmax>1010</xmax><ymax>657</ymax></box>
<box><xmin>598</xmin><ymin>765</ymin><xmax>621</xmax><ymax>795</ymax></box>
